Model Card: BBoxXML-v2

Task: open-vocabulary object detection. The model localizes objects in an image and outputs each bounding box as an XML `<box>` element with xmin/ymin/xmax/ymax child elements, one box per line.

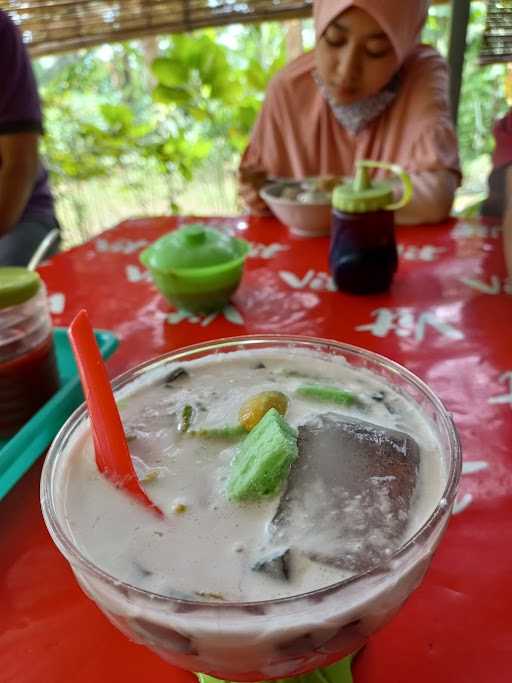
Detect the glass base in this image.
<box><xmin>196</xmin><ymin>653</ymin><xmax>356</xmax><ymax>683</ymax></box>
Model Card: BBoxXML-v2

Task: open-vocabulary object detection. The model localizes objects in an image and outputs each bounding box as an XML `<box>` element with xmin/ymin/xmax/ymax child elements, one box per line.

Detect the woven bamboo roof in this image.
<box><xmin>0</xmin><ymin>0</ymin><xmax>455</xmax><ymax>58</ymax></box>
<box><xmin>0</xmin><ymin>0</ymin><xmax>313</xmax><ymax>56</ymax></box>
<box><xmin>480</xmin><ymin>0</ymin><xmax>512</xmax><ymax>64</ymax></box>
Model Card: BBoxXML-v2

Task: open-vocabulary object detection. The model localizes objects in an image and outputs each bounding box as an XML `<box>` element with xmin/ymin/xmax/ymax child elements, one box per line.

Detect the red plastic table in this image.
<box><xmin>1</xmin><ymin>215</ymin><xmax>511</xmax><ymax>683</ymax></box>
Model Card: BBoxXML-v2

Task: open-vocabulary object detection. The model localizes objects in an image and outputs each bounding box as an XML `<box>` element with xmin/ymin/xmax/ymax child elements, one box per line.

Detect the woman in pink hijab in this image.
<box><xmin>239</xmin><ymin>0</ymin><xmax>461</xmax><ymax>224</ymax></box>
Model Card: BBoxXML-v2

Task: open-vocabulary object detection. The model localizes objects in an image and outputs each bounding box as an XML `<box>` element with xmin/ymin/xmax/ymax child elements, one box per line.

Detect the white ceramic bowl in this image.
<box><xmin>260</xmin><ymin>182</ymin><xmax>332</xmax><ymax>237</ymax></box>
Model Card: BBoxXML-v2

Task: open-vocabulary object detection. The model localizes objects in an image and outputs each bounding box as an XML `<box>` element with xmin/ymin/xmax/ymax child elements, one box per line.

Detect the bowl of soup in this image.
<box><xmin>260</xmin><ymin>177</ymin><xmax>340</xmax><ymax>237</ymax></box>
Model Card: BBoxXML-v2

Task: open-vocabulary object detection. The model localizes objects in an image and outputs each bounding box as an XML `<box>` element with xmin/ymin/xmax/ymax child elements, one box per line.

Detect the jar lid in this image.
<box><xmin>332</xmin><ymin>164</ymin><xmax>394</xmax><ymax>214</ymax></box>
<box><xmin>140</xmin><ymin>224</ymin><xmax>243</xmax><ymax>272</ymax></box>
<box><xmin>332</xmin><ymin>160</ymin><xmax>413</xmax><ymax>214</ymax></box>
<box><xmin>0</xmin><ymin>267</ymin><xmax>41</xmax><ymax>309</ymax></box>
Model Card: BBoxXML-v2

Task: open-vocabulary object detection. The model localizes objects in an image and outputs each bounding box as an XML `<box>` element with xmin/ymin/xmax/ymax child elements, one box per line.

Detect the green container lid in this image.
<box><xmin>0</xmin><ymin>267</ymin><xmax>41</xmax><ymax>309</ymax></box>
<box><xmin>332</xmin><ymin>160</ymin><xmax>413</xmax><ymax>214</ymax></box>
<box><xmin>140</xmin><ymin>224</ymin><xmax>245</xmax><ymax>273</ymax></box>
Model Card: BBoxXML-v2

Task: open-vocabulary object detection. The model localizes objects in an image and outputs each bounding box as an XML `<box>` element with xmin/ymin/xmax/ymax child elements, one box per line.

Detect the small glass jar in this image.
<box><xmin>0</xmin><ymin>267</ymin><xmax>60</xmax><ymax>439</ymax></box>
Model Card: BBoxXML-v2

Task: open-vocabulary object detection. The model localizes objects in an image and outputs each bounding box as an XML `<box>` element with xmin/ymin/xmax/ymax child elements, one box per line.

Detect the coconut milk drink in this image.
<box><xmin>48</xmin><ymin>345</ymin><xmax>452</xmax><ymax>680</ymax></box>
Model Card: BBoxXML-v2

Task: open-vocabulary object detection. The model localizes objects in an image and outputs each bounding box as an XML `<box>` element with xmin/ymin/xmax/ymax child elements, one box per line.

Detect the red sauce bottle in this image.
<box><xmin>0</xmin><ymin>268</ymin><xmax>59</xmax><ymax>439</ymax></box>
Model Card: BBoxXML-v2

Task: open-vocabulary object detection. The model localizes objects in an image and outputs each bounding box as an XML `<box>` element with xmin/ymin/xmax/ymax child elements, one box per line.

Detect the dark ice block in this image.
<box><xmin>269</xmin><ymin>413</ymin><xmax>420</xmax><ymax>573</ymax></box>
<box><xmin>252</xmin><ymin>548</ymin><xmax>291</xmax><ymax>581</ymax></box>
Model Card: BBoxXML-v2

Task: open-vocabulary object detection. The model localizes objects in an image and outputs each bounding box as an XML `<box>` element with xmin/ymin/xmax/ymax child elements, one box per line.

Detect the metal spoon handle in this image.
<box><xmin>27</xmin><ymin>228</ymin><xmax>60</xmax><ymax>271</ymax></box>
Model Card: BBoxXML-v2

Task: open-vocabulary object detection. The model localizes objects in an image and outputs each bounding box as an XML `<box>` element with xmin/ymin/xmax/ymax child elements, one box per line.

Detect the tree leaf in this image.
<box><xmin>151</xmin><ymin>57</ymin><xmax>188</xmax><ymax>87</ymax></box>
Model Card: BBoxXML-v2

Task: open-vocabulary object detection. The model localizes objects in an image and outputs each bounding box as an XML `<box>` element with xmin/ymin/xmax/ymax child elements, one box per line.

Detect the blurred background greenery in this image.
<box><xmin>33</xmin><ymin>1</ymin><xmax>509</xmax><ymax>247</ymax></box>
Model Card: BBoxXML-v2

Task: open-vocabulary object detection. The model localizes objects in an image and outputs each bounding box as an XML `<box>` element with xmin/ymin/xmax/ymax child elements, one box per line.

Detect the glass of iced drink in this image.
<box><xmin>41</xmin><ymin>336</ymin><xmax>461</xmax><ymax>681</ymax></box>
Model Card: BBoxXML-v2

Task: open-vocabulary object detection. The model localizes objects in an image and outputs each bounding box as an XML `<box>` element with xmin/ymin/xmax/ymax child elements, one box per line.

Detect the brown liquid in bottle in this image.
<box><xmin>329</xmin><ymin>209</ymin><xmax>398</xmax><ymax>295</ymax></box>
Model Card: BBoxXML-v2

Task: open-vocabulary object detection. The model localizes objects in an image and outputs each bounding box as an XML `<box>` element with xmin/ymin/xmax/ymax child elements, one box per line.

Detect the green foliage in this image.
<box><xmin>35</xmin><ymin>24</ymin><xmax>286</xmax><ymax>222</ymax></box>
<box><xmin>151</xmin><ymin>26</ymin><xmax>286</xmax><ymax>153</ymax></box>
<box><xmin>424</xmin><ymin>1</ymin><xmax>508</xmax><ymax>174</ymax></box>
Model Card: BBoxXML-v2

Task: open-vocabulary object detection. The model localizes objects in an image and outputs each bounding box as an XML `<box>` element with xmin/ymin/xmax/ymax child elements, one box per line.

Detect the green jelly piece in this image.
<box><xmin>188</xmin><ymin>425</ymin><xmax>245</xmax><ymax>439</ymax></box>
<box><xmin>296</xmin><ymin>384</ymin><xmax>355</xmax><ymax>406</ymax></box>
<box><xmin>196</xmin><ymin>653</ymin><xmax>356</xmax><ymax>683</ymax></box>
<box><xmin>179</xmin><ymin>404</ymin><xmax>194</xmax><ymax>433</ymax></box>
<box><xmin>227</xmin><ymin>408</ymin><xmax>298</xmax><ymax>502</ymax></box>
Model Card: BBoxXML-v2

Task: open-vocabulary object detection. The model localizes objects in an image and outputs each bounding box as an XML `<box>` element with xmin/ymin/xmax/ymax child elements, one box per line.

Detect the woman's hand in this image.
<box><xmin>238</xmin><ymin>165</ymin><xmax>271</xmax><ymax>216</ymax></box>
<box><xmin>395</xmin><ymin>170</ymin><xmax>458</xmax><ymax>225</ymax></box>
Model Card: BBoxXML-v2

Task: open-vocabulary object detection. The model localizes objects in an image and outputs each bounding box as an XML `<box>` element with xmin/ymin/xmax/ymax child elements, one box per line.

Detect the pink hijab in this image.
<box><xmin>240</xmin><ymin>0</ymin><xmax>459</xmax><ymax>187</ymax></box>
<box><xmin>313</xmin><ymin>0</ymin><xmax>429</xmax><ymax>64</ymax></box>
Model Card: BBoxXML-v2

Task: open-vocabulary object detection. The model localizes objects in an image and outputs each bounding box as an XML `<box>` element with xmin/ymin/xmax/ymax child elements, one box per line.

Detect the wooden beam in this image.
<box><xmin>447</xmin><ymin>0</ymin><xmax>471</xmax><ymax>126</ymax></box>
<box><xmin>25</xmin><ymin>7</ymin><xmax>313</xmax><ymax>56</ymax></box>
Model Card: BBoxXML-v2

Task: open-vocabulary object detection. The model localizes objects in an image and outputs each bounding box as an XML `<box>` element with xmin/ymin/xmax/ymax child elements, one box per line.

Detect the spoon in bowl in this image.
<box><xmin>68</xmin><ymin>309</ymin><xmax>162</xmax><ymax>516</ymax></box>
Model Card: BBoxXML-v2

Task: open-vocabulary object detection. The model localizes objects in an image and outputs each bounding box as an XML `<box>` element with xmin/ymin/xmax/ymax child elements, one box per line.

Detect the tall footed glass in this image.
<box><xmin>41</xmin><ymin>337</ymin><xmax>461</xmax><ymax>681</ymax></box>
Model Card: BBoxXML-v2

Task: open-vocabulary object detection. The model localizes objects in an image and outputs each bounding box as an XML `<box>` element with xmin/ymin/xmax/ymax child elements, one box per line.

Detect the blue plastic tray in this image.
<box><xmin>0</xmin><ymin>327</ymin><xmax>118</xmax><ymax>501</ymax></box>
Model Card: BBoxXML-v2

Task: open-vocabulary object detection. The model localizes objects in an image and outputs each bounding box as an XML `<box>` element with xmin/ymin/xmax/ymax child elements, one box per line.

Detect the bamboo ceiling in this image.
<box><xmin>0</xmin><ymin>0</ymin><xmax>456</xmax><ymax>58</ymax></box>
<box><xmin>479</xmin><ymin>0</ymin><xmax>512</xmax><ymax>64</ymax></box>
<box><xmin>0</xmin><ymin>0</ymin><xmax>314</xmax><ymax>56</ymax></box>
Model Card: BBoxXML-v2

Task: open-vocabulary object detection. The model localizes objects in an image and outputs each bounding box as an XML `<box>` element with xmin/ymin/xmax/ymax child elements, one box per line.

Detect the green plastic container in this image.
<box><xmin>0</xmin><ymin>327</ymin><xmax>118</xmax><ymax>501</ymax></box>
<box><xmin>140</xmin><ymin>224</ymin><xmax>251</xmax><ymax>313</ymax></box>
